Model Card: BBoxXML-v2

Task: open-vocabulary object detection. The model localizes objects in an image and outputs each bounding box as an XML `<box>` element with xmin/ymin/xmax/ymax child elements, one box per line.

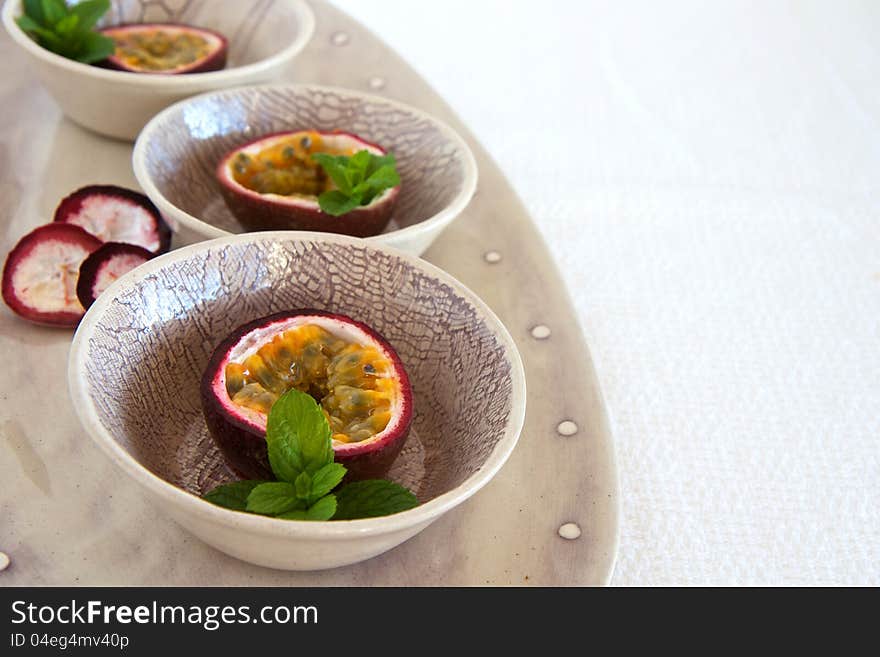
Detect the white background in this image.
<box><xmin>334</xmin><ymin>0</ymin><xmax>880</xmax><ymax>585</ymax></box>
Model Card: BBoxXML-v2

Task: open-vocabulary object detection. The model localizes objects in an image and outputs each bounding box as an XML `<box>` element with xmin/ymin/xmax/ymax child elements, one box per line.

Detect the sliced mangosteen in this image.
<box><xmin>216</xmin><ymin>130</ymin><xmax>400</xmax><ymax>237</ymax></box>
<box><xmin>54</xmin><ymin>185</ymin><xmax>171</xmax><ymax>255</ymax></box>
<box><xmin>76</xmin><ymin>242</ymin><xmax>154</xmax><ymax>310</ymax></box>
<box><xmin>2</xmin><ymin>223</ymin><xmax>103</xmax><ymax>327</ymax></box>
<box><xmin>201</xmin><ymin>310</ymin><xmax>413</xmax><ymax>482</ymax></box>
<box><xmin>99</xmin><ymin>23</ymin><xmax>227</xmax><ymax>74</ymax></box>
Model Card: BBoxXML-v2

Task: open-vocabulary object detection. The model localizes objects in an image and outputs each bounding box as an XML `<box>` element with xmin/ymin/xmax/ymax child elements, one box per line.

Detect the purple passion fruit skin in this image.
<box><xmin>201</xmin><ymin>310</ymin><xmax>413</xmax><ymax>482</ymax></box>
<box><xmin>2</xmin><ymin>223</ymin><xmax>103</xmax><ymax>327</ymax></box>
<box><xmin>76</xmin><ymin>242</ymin><xmax>154</xmax><ymax>310</ymax></box>
<box><xmin>216</xmin><ymin>130</ymin><xmax>400</xmax><ymax>237</ymax></box>
<box><xmin>99</xmin><ymin>23</ymin><xmax>227</xmax><ymax>74</ymax></box>
<box><xmin>54</xmin><ymin>185</ymin><xmax>172</xmax><ymax>255</ymax></box>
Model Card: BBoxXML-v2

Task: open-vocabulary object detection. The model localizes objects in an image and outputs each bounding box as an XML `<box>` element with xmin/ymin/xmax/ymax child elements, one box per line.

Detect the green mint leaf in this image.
<box><xmin>349</xmin><ymin>149</ymin><xmax>372</xmax><ymax>172</ymax></box>
<box><xmin>41</xmin><ymin>0</ymin><xmax>67</xmax><ymax>25</ymax></box>
<box><xmin>74</xmin><ymin>31</ymin><xmax>115</xmax><ymax>63</ymax></box>
<box><xmin>70</xmin><ymin>0</ymin><xmax>109</xmax><ymax>31</ymax></box>
<box><xmin>294</xmin><ymin>471</ymin><xmax>312</xmax><ymax>501</ymax></box>
<box><xmin>305</xmin><ymin>494</ymin><xmax>337</xmax><ymax>520</ymax></box>
<box><xmin>245</xmin><ymin>481</ymin><xmax>302</xmax><ymax>515</ymax></box>
<box><xmin>311</xmin><ymin>153</ymin><xmax>352</xmax><ymax>195</ymax></box>
<box><xmin>16</xmin><ymin>14</ymin><xmax>43</xmax><ymax>32</ymax></box>
<box><xmin>265</xmin><ymin>389</ymin><xmax>333</xmax><ymax>483</ymax></box>
<box><xmin>365</xmin><ymin>163</ymin><xmax>401</xmax><ymax>190</ymax></box>
<box><xmin>54</xmin><ymin>13</ymin><xmax>78</xmax><ymax>36</ymax></box>
<box><xmin>277</xmin><ymin>494</ymin><xmax>337</xmax><ymax>521</ymax></box>
<box><xmin>355</xmin><ymin>164</ymin><xmax>400</xmax><ymax>205</ymax></box>
<box><xmin>333</xmin><ymin>480</ymin><xmax>419</xmax><ymax>520</ymax></box>
<box><xmin>202</xmin><ymin>480</ymin><xmax>266</xmax><ymax>511</ymax></box>
<box><xmin>317</xmin><ymin>190</ymin><xmax>362</xmax><ymax>216</ymax></box>
<box><xmin>342</xmin><ymin>167</ymin><xmax>362</xmax><ymax>193</ymax></box>
<box><xmin>16</xmin><ymin>15</ymin><xmax>60</xmax><ymax>45</ymax></box>
<box><xmin>365</xmin><ymin>152</ymin><xmax>396</xmax><ymax>178</ymax></box>
<box><xmin>23</xmin><ymin>0</ymin><xmax>47</xmax><ymax>25</ymax></box>
<box><xmin>31</xmin><ymin>25</ymin><xmax>64</xmax><ymax>49</ymax></box>
<box><xmin>309</xmin><ymin>462</ymin><xmax>347</xmax><ymax>503</ymax></box>
<box><xmin>347</xmin><ymin>150</ymin><xmax>371</xmax><ymax>188</ymax></box>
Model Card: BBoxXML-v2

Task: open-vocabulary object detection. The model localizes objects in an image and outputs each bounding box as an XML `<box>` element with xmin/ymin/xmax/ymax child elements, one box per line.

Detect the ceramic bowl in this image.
<box><xmin>68</xmin><ymin>232</ymin><xmax>525</xmax><ymax>570</ymax></box>
<box><xmin>131</xmin><ymin>84</ymin><xmax>478</xmax><ymax>255</ymax></box>
<box><xmin>1</xmin><ymin>0</ymin><xmax>315</xmax><ymax>141</ymax></box>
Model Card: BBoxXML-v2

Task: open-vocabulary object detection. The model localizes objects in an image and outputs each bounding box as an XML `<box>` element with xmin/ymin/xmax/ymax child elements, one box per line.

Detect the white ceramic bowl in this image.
<box><xmin>132</xmin><ymin>83</ymin><xmax>478</xmax><ymax>255</ymax></box>
<box><xmin>68</xmin><ymin>232</ymin><xmax>525</xmax><ymax>570</ymax></box>
<box><xmin>1</xmin><ymin>0</ymin><xmax>315</xmax><ymax>140</ymax></box>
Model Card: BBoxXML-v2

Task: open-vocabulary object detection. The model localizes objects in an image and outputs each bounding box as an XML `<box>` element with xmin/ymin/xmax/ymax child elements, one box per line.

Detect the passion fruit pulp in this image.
<box><xmin>216</xmin><ymin>130</ymin><xmax>400</xmax><ymax>237</ymax></box>
<box><xmin>99</xmin><ymin>23</ymin><xmax>227</xmax><ymax>74</ymax></box>
<box><xmin>201</xmin><ymin>310</ymin><xmax>413</xmax><ymax>481</ymax></box>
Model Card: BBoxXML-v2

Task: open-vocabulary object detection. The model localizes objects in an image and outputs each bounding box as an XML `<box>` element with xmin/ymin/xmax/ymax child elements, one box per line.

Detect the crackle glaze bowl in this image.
<box><xmin>1</xmin><ymin>0</ymin><xmax>315</xmax><ymax>140</ymax></box>
<box><xmin>68</xmin><ymin>232</ymin><xmax>525</xmax><ymax>570</ymax></box>
<box><xmin>132</xmin><ymin>83</ymin><xmax>478</xmax><ymax>255</ymax></box>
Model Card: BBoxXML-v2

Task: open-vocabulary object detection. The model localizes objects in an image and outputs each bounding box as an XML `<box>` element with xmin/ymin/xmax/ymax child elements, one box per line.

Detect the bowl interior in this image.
<box><xmin>79</xmin><ymin>236</ymin><xmax>515</xmax><ymax>503</ymax></box>
<box><xmin>138</xmin><ymin>85</ymin><xmax>471</xmax><ymax>236</ymax></box>
<box><xmin>98</xmin><ymin>0</ymin><xmax>306</xmax><ymax>69</ymax></box>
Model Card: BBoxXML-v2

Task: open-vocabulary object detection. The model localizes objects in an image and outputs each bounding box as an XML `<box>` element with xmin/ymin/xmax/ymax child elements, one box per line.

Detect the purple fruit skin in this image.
<box><xmin>76</xmin><ymin>242</ymin><xmax>153</xmax><ymax>310</ymax></box>
<box><xmin>217</xmin><ymin>178</ymin><xmax>399</xmax><ymax>238</ymax></box>
<box><xmin>200</xmin><ymin>310</ymin><xmax>413</xmax><ymax>482</ymax></box>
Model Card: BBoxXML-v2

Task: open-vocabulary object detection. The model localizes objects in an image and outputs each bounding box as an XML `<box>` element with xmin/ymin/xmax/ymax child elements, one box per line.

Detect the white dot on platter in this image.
<box><xmin>484</xmin><ymin>250</ymin><xmax>502</xmax><ymax>264</ymax></box>
<box><xmin>530</xmin><ymin>325</ymin><xmax>551</xmax><ymax>339</ymax></box>
<box><xmin>558</xmin><ymin>523</ymin><xmax>582</xmax><ymax>540</ymax></box>
<box><xmin>368</xmin><ymin>76</ymin><xmax>386</xmax><ymax>90</ymax></box>
<box><xmin>331</xmin><ymin>31</ymin><xmax>350</xmax><ymax>46</ymax></box>
<box><xmin>0</xmin><ymin>552</ymin><xmax>9</xmax><ymax>571</ymax></box>
<box><xmin>557</xmin><ymin>420</ymin><xmax>578</xmax><ymax>436</ymax></box>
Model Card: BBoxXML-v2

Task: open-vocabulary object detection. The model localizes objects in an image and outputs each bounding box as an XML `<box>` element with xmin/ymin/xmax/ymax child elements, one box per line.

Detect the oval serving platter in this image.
<box><xmin>0</xmin><ymin>0</ymin><xmax>618</xmax><ymax>585</ymax></box>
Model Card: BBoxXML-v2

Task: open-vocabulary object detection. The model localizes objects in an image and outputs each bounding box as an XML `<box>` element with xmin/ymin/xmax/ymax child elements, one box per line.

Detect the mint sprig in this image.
<box><xmin>17</xmin><ymin>0</ymin><xmax>115</xmax><ymax>64</ymax></box>
<box><xmin>312</xmin><ymin>150</ymin><xmax>400</xmax><ymax>217</ymax></box>
<box><xmin>203</xmin><ymin>389</ymin><xmax>418</xmax><ymax>521</ymax></box>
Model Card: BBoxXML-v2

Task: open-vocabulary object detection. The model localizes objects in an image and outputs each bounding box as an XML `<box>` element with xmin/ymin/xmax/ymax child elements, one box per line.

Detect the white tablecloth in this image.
<box><xmin>334</xmin><ymin>0</ymin><xmax>880</xmax><ymax>585</ymax></box>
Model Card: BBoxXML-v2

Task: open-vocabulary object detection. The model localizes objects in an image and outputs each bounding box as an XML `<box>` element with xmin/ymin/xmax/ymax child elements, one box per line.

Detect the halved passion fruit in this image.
<box><xmin>54</xmin><ymin>185</ymin><xmax>171</xmax><ymax>255</ymax></box>
<box><xmin>201</xmin><ymin>310</ymin><xmax>413</xmax><ymax>481</ymax></box>
<box><xmin>216</xmin><ymin>130</ymin><xmax>400</xmax><ymax>236</ymax></box>
<box><xmin>76</xmin><ymin>242</ymin><xmax>154</xmax><ymax>310</ymax></box>
<box><xmin>99</xmin><ymin>23</ymin><xmax>227</xmax><ymax>74</ymax></box>
<box><xmin>2</xmin><ymin>223</ymin><xmax>102</xmax><ymax>327</ymax></box>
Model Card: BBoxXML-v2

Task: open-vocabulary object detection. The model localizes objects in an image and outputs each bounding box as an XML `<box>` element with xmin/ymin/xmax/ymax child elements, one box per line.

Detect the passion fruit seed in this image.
<box><xmin>225</xmin><ymin>324</ymin><xmax>396</xmax><ymax>444</ymax></box>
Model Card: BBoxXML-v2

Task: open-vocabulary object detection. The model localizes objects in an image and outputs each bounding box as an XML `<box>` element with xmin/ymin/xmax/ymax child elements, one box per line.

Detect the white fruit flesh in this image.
<box><xmin>11</xmin><ymin>240</ymin><xmax>91</xmax><ymax>314</ymax></box>
<box><xmin>65</xmin><ymin>195</ymin><xmax>160</xmax><ymax>253</ymax></box>
<box><xmin>90</xmin><ymin>252</ymin><xmax>150</xmax><ymax>298</ymax></box>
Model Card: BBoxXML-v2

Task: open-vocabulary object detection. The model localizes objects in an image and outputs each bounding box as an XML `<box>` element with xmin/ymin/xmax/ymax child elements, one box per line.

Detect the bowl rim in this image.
<box><xmin>130</xmin><ymin>82</ymin><xmax>479</xmax><ymax>245</ymax></box>
<box><xmin>68</xmin><ymin>231</ymin><xmax>526</xmax><ymax>538</ymax></box>
<box><xmin>1</xmin><ymin>0</ymin><xmax>316</xmax><ymax>88</ymax></box>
